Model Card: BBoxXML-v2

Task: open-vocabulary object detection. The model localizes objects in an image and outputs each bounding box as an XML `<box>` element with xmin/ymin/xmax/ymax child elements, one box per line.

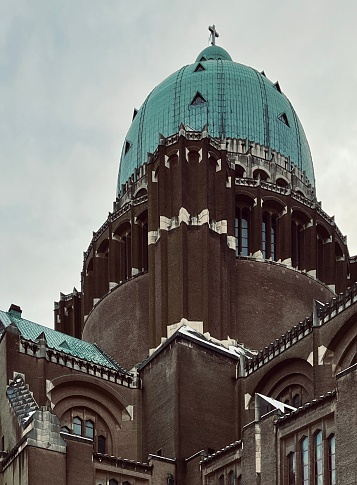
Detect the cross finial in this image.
<box><xmin>208</xmin><ymin>25</ymin><xmax>219</xmax><ymax>46</ymax></box>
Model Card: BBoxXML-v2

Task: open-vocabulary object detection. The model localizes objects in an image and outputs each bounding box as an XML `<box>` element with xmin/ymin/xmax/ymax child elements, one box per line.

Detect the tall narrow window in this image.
<box><xmin>288</xmin><ymin>452</ymin><xmax>296</xmax><ymax>485</ymax></box>
<box><xmin>73</xmin><ymin>416</ymin><xmax>82</xmax><ymax>435</ymax></box>
<box><xmin>85</xmin><ymin>420</ymin><xmax>94</xmax><ymax>439</ymax></box>
<box><xmin>262</xmin><ymin>215</ymin><xmax>267</xmax><ymax>258</ymax></box>
<box><xmin>271</xmin><ymin>217</ymin><xmax>276</xmax><ymax>261</ymax></box>
<box><xmin>218</xmin><ymin>474</ymin><xmax>224</xmax><ymax>485</ymax></box>
<box><xmin>328</xmin><ymin>434</ymin><xmax>336</xmax><ymax>485</ymax></box>
<box><xmin>262</xmin><ymin>213</ymin><xmax>278</xmax><ymax>260</ymax></box>
<box><xmin>228</xmin><ymin>470</ymin><xmax>234</xmax><ymax>485</ymax></box>
<box><xmin>98</xmin><ymin>435</ymin><xmax>106</xmax><ymax>454</ymax></box>
<box><xmin>293</xmin><ymin>394</ymin><xmax>301</xmax><ymax>408</ymax></box>
<box><xmin>314</xmin><ymin>431</ymin><xmax>323</xmax><ymax>485</ymax></box>
<box><xmin>301</xmin><ymin>437</ymin><xmax>309</xmax><ymax>485</ymax></box>
<box><xmin>235</xmin><ymin>208</ymin><xmax>250</xmax><ymax>256</ymax></box>
<box><xmin>292</xmin><ymin>223</ymin><xmax>304</xmax><ymax>269</ymax></box>
<box><xmin>237</xmin><ymin>476</ymin><xmax>242</xmax><ymax>485</ymax></box>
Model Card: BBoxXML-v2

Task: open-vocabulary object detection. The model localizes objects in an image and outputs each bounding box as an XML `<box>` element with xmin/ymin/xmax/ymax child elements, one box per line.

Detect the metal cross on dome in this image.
<box><xmin>209</xmin><ymin>25</ymin><xmax>219</xmax><ymax>45</ymax></box>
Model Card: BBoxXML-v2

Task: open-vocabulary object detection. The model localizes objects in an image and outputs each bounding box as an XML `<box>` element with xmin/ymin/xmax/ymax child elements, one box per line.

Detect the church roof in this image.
<box><xmin>0</xmin><ymin>308</ymin><xmax>127</xmax><ymax>373</ymax></box>
<box><xmin>118</xmin><ymin>45</ymin><xmax>314</xmax><ymax>191</ymax></box>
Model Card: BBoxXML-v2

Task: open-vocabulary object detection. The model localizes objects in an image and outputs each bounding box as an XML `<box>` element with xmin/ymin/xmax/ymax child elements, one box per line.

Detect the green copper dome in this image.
<box><xmin>117</xmin><ymin>46</ymin><xmax>314</xmax><ymax>192</ymax></box>
<box><xmin>195</xmin><ymin>45</ymin><xmax>233</xmax><ymax>61</ymax></box>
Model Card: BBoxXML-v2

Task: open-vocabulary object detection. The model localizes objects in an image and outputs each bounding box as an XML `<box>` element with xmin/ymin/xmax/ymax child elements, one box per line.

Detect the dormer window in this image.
<box><xmin>278</xmin><ymin>113</ymin><xmax>290</xmax><ymax>127</ymax></box>
<box><xmin>194</xmin><ymin>63</ymin><xmax>205</xmax><ymax>72</ymax></box>
<box><xmin>190</xmin><ymin>92</ymin><xmax>207</xmax><ymax>106</ymax></box>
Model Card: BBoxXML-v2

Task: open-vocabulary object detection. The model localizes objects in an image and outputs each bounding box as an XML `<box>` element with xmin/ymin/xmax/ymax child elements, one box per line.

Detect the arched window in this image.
<box><xmin>235</xmin><ymin>208</ymin><xmax>250</xmax><ymax>256</ymax></box>
<box><xmin>85</xmin><ymin>419</ymin><xmax>94</xmax><ymax>439</ymax></box>
<box><xmin>73</xmin><ymin>416</ymin><xmax>82</xmax><ymax>435</ymax></box>
<box><xmin>253</xmin><ymin>168</ymin><xmax>269</xmax><ymax>181</ymax></box>
<box><xmin>316</xmin><ymin>225</ymin><xmax>330</xmax><ymax>282</ymax></box>
<box><xmin>218</xmin><ymin>474</ymin><xmax>224</xmax><ymax>485</ymax></box>
<box><xmin>228</xmin><ymin>470</ymin><xmax>234</xmax><ymax>485</ymax></box>
<box><xmin>235</xmin><ymin>164</ymin><xmax>245</xmax><ymax>178</ymax></box>
<box><xmin>98</xmin><ymin>435</ymin><xmax>106</xmax><ymax>454</ymax></box>
<box><xmin>328</xmin><ymin>434</ymin><xmax>336</xmax><ymax>485</ymax></box>
<box><xmin>317</xmin><ymin>236</ymin><xmax>324</xmax><ymax>281</ymax></box>
<box><xmin>293</xmin><ymin>394</ymin><xmax>301</xmax><ymax>408</ymax></box>
<box><xmin>291</xmin><ymin>222</ymin><xmax>304</xmax><ymax>269</ymax></box>
<box><xmin>109</xmin><ymin>480</ymin><xmax>118</xmax><ymax>485</ymax></box>
<box><xmin>287</xmin><ymin>452</ymin><xmax>296</xmax><ymax>485</ymax></box>
<box><xmin>114</xmin><ymin>222</ymin><xmax>132</xmax><ymax>280</ymax></box>
<box><xmin>262</xmin><ymin>213</ymin><xmax>278</xmax><ymax>260</ymax></box>
<box><xmin>314</xmin><ymin>431</ymin><xmax>323</xmax><ymax>484</ymax></box>
<box><xmin>301</xmin><ymin>436</ymin><xmax>309</xmax><ymax>485</ymax></box>
<box><xmin>137</xmin><ymin>211</ymin><xmax>148</xmax><ymax>272</ymax></box>
<box><xmin>237</xmin><ymin>475</ymin><xmax>242</xmax><ymax>485</ymax></box>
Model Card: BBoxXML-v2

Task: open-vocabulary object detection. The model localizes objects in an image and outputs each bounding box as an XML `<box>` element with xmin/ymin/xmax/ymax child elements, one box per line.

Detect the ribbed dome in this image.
<box><xmin>117</xmin><ymin>46</ymin><xmax>314</xmax><ymax>192</ymax></box>
<box><xmin>195</xmin><ymin>45</ymin><xmax>233</xmax><ymax>62</ymax></box>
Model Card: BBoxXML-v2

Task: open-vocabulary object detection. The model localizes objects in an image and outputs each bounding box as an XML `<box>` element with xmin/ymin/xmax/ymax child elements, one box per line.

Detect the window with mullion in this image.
<box><xmin>235</xmin><ymin>208</ymin><xmax>250</xmax><ymax>256</ymax></box>
<box><xmin>328</xmin><ymin>434</ymin><xmax>336</xmax><ymax>485</ymax></box>
<box><xmin>301</xmin><ymin>437</ymin><xmax>309</xmax><ymax>485</ymax></box>
<box><xmin>288</xmin><ymin>452</ymin><xmax>296</xmax><ymax>485</ymax></box>
<box><xmin>314</xmin><ymin>431</ymin><xmax>323</xmax><ymax>485</ymax></box>
<box><xmin>73</xmin><ymin>416</ymin><xmax>82</xmax><ymax>435</ymax></box>
<box><xmin>262</xmin><ymin>215</ymin><xmax>268</xmax><ymax>258</ymax></box>
<box><xmin>85</xmin><ymin>419</ymin><xmax>94</xmax><ymax>439</ymax></box>
<box><xmin>262</xmin><ymin>212</ymin><xmax>278</xmax><ymax>260</ymax></box>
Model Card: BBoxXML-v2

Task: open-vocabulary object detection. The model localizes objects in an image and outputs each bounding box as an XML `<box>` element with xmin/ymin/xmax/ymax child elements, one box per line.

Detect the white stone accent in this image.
<box><xmin>109</xmin><ymin>282</ymin><xmax>117</xmax><ymax>290</ymax></box>
<box><xmin>167</xmin><ymin>319</ymin><xmax>204</xmax><ymax>338</ymax></box>
<box><xmin>209</xmin><ymin>219</ymin><xmax>228</xmax><ymax>234</ymax></box>
<box><xmin>216</xmin><ymin>158</ymin><xmax>222</xmax><ymax>172</ymax></box>
<box><xmin>179</xmin><ymin>207</ymin><xmax>190</xmax><ymax>225</ymax></box>
<box><xmin>307</xmin><ymin>351</ymin><xmax>313</xmax><ymax>366</ymax></box>
<box><xmin>328</xmin><ymin>284</ymin><xmax>336</xmax><ymax>293</ymax></box>
<box><xmin>227</xmin><ymin>236</ymin><xmax>236</xmax><ymax>250</ymax></box>
<box><xmin>307</xmin><ymin>269</ymin><xmax>317</xmax><ymax>278</ymax></box>
<box><xmin>318</xmin><ymin>345</ymin><xmax>327</xmax><ymax>365</ymax></box>
<box><xmin>93</xmin><ymin>298</ymin><xmax>100</xmax><ymax>305</ymax></box>
<box><xmin>198</xmin><ymin>208</ymin><xmax>209</xmax><ymax>225</ymax></box>
<box><xmin>165</xmin><ymin>155</ymin><xmax>170</xmax><ymax>168</ymax></box>
<box><xmin>282</xmin><ymin>258</ymin><xmax>292</xmax><ymax>267</ymax></box>
<box><xmin>131</xmin><ymin>268</ymin><xmax>139</xmax><ymax>276</ymax></box>
<box><xmin>148</xmin><ymin>230</ymin><xmax>159</xmax><ymax>245</ymax></box>
<box><xmin>226</xmin><ymin>176</ymin><xmax>231</xmax><ymax>188</ymax></box>
<box><xmin>152</xmin><ymin>171</ymin><xmax>158</xmax><ymax>182</ymax></box>
<box><xmin>160</xmin><ymin>215</ymin><xmax>172</xmax><ymax>231</ymax></box>
<box><xmin>253</xmin><ymin>250</ymin><xmax>263</xmax><ymax>260</ymax></box>
<box><xmin>245</xmin><ymin>393</ymin><xmax>252</xmax><ymax>410</ymax></box>
<box><xmin>125</xmin><ymin>405</ymin><xmax>134</xmax><ymax>421</ymax></box>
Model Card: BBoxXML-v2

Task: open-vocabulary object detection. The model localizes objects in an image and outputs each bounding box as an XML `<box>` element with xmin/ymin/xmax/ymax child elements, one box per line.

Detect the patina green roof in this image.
<box><xmin>196</xmin><ymin>45</ymin><xmax>233</xmax><ymax>61</ymax></box>
<box><xmin>117</xmin><ymin>45</ymin><xmax>314</xmax><ymax>192</ymax></box>
<box><xmin>0</xmin><ymin>309</ymin><xmax>126</xmax><ymax>373</ymax></box>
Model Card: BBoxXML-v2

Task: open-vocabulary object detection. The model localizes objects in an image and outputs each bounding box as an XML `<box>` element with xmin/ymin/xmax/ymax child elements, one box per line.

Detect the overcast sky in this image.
<box><xmin>1</xmin><ymin>0</ymin><xmax>357</xmax><ymax>327</ymax></box>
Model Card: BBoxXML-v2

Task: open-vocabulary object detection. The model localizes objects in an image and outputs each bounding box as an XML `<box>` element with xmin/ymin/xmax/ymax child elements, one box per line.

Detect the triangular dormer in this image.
<box><xmin>278</xmin><ymin>113</ymin><xmax>290</xmax><ymax>127</ymax></box>
<box><xmin>190</xmin><ymin>92</ymin><xmax>207</xmax><ymax>106</ymax></box>
<box><xmin>194</xmin><ymin>63</ymin><xmax>205</xmax><ymax>72</ymax></box>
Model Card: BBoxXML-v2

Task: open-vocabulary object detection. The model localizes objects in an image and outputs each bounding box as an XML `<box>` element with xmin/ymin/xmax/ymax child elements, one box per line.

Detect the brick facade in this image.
<box><xmin>2</xmin><ymin>42</ymin><xmax>357</xmax><ymax>484</ymax></box>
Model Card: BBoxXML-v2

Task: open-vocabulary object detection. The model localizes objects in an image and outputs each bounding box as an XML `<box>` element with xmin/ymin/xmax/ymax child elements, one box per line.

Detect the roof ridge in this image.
<box><xmin>93</xmin><ymin>343</ymin><xmax>129</xmax><ymax>375</ymax></box>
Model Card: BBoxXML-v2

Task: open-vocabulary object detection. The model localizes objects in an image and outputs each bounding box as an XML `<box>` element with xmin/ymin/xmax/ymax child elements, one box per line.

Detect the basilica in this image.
<box><xmin>1</xmin><ymin>29</ymin><xmax>357</xmax><ymax>484</ymax></box>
